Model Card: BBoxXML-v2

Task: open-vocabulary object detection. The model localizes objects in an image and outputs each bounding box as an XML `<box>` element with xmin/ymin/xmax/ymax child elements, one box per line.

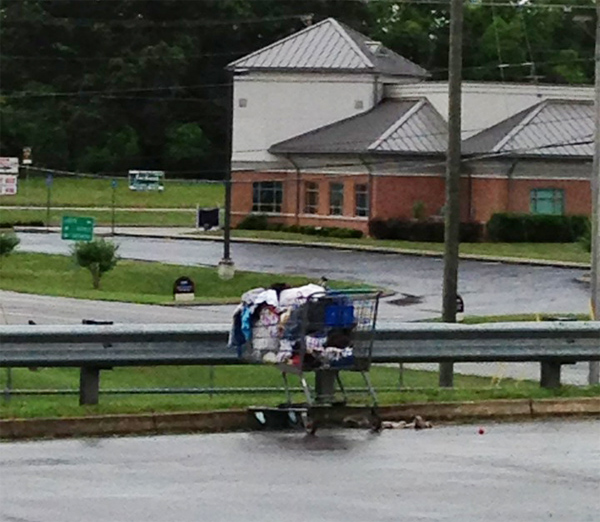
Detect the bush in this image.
<box><xmin>236</xmin><ymin>214</ymin><xmax>268</xmax><ymax>230</ymax></box>
<box><xmin>72</xmin><ymin>239</ymin><xmax>119</xmax><ymax>289</ymax></box>
<box><xmin>0</xmin><ymin>220</ymin><xmax>45</xmax><ymax>229</ymax></box>
<box><xmin>412</xmin><ymin>200</ymin><xmax>427</xmax><ymax>221</ymax></box>
<box><xmin>487</xmin><ymin>213</ymin><xmax>590</xmax><ymax>243</ymax></box>
<box><xmin>235</xmin><ymin>215</ymin><xmax>364</xmax><ymax>238</ymax></box>
<box><xmin>579</xmin><ymin>220</ymin><xmax>592</xmax><ymax>253</ymax></box>
<box><xmin>368</xmin><ymin>219</ymin><xmax>484</xmax><ymax>243</ymax></box>
<box><xmin>0</xmin><ymin>232</ymin><xmax>20</xmax><ymax>261</ymax></box>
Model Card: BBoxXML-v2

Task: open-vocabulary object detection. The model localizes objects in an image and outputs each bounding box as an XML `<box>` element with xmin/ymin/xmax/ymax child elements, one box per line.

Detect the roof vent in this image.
<box><xmin>366</xmin><ymin>40</ymin><xmax>385</xmax><ymax>55</ymax></box>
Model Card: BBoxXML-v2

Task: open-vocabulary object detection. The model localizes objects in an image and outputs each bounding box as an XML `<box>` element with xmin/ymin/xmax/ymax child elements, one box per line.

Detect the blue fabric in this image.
<box><xmin>241</xmin><ymin>307</ymin><xmax>253</xmax><ymax>343</ymax></box>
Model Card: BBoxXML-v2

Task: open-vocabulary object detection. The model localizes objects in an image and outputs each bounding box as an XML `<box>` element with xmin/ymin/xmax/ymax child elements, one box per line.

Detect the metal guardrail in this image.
<box><xmin>1</xmin><ymin>321</ymin><xmax>599</xmax><ymax>403</ymax></box>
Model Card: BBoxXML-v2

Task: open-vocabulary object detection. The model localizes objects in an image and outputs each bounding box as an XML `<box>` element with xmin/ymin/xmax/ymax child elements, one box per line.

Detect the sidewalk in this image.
<box><xmin>16</xmin><ymin>225</ymin><xmax>591</xmax><ymax>270</ymax></box>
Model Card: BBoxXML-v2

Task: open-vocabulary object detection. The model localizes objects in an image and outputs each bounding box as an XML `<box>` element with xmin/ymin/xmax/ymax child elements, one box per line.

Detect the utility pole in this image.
<box><xmin>440</xmin><ymin>0</ymin><xmax>464</xmax><ymax>388</ymax></box>
<box><xmin>589</xmin><ymin>2</ymin><xmax>600</xmax><ymax>385</ymax></box>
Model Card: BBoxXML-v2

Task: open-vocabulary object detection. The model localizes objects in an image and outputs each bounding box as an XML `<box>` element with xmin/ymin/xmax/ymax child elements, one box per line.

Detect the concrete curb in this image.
<box><xmin>2</xmin><ymin>397</ymin><xmax>598</xmax><ymax>440</ymax></box>
<box><xmin>114</xmin><ymin>231</ymin><xmax>591</xmax><ymax>270</ymax></box>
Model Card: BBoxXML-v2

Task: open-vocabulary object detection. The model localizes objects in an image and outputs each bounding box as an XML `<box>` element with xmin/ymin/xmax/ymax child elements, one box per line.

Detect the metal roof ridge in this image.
<box><xmin>367</xmin><ymin>99</ymin><xmax>425</xmax><ymax>151</ymax></box>
<box><xmin>492</xmin><ymin>101</ymin><xmax>547</xmax><ymax>152</ymax></box>
<box><xmin>227</xmin><ymin>18</ymin><xmax>334</xmax><ymax>69</ymax></box>
<box><xmin>329</xmin><ymin>18</ymin><xmax>375</xmax><ymax>69</ymax></box>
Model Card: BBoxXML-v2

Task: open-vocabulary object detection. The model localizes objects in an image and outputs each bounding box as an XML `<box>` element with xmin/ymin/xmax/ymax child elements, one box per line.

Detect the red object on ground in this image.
<box><xmin>478</xmin><ymin>428</ymin><xmax>485</xmax><ymax>435</ymax></box>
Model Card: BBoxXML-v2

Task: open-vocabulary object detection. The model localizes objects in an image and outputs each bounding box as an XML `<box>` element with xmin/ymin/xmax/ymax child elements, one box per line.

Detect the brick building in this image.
<box><xmin>228</xmin><ymin>18</ymin><xmax>594</xmax><ymax>234</ymax></box>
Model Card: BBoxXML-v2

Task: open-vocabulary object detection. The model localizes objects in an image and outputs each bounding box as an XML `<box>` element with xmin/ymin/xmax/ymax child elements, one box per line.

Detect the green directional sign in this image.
<box><xmin>61</xmin><ymin>216</ymin><xmax>95</xmax><ymax>241</ymax></box>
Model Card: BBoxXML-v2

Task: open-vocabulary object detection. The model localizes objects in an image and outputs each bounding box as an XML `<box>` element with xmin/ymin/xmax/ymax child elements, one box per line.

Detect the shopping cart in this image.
<box><xmin>237</xmin><ymin>288</ymin><xmax>382</xmax><ymax>432</ymax></box>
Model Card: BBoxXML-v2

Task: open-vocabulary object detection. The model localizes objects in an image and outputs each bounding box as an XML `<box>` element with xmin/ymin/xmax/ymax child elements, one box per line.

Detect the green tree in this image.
<box><xmin>72</xmin><ymin>239</ymin><xmax>119</xmax><ymax>289</ymax></box>
<box><xmin>165</xmin><ymin>122</ymin><xmax>210</xmax><ymax>162</ymax></box>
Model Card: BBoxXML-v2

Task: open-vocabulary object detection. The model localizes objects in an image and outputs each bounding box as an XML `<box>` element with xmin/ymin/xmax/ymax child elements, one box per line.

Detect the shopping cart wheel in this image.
<box><xmin>369</xmin><ymin>408</ymin><xmax>382</xmax><ymax>433</ymax></box>
<box><xmin>301</xmin><ymin>411</ymin><xmax>317</xmax><ymax>435</ymax></box>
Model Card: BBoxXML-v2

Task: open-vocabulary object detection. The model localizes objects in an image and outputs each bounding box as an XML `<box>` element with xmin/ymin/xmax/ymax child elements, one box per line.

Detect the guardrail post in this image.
<box><xmin>540</xmin><ymin>361</ymin><xmax>562</xmax><ymax>389</ymax></box>
<box><xmin>315</xmin><ymin>370</ymin><xmax>336</xmax><ymax>404</ymax></box>
<box><xmin>79</xmin><ymin>367</ymin><xmax>100</xmax><ymax>405</ymax></box>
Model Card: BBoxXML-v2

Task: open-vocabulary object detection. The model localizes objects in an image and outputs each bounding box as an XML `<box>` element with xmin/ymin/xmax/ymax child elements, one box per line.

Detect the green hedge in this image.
<box><xmin>236</xmin><ymin>214</ymin><xmax>363</xmax><ymax>239</ymax></box>
<box><xmin>487</xmin><ymin>213</ymin><xmax>589</xmax><ymax>243</ymax></box>
<box><xmin>0</xmin><ymin>220</ymin><xmax>45</xmax><ymax>229</ymax></box>
<box><xmin>369</xmin><ymin>218</ymin><xmax>484</xmax><ymax>243</ymax></box>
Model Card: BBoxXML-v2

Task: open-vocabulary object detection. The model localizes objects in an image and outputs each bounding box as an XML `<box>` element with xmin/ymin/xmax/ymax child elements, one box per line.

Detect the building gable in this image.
<box><xmin>228</xmin><ymin>17</ymin><xmax>429</xmax><ymax>78</ymax></box>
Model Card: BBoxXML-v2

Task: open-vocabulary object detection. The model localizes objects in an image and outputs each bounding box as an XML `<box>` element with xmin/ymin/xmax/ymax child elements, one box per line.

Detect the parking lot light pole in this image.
<box><xmin>218</xmin><ymin>71</ymin><xmax>235</xmax><ymax>280</ymax></box>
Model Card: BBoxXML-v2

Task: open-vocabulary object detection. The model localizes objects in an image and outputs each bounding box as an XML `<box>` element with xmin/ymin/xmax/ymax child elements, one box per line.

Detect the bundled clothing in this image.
<box><xmin>228</xmin><ymin>284</ymin><xmax>356</xmax><ymax>368</ymax></box>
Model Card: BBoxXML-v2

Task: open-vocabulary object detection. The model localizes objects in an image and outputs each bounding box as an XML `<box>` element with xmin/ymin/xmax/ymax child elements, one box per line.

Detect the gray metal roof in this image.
<box><xmin>269</xmin><ymin>98</ymin><xmax>447</xmax><ymax>155</ymax></box>
<box><xmin>463</xmin><ymin>99</ymin><xmax>594</xmax><ymax>158</ymax></box>
<box><xmin>227</xmin><ymin>18</ymin><xmax>429</xmax><ymax>78</ymax></box>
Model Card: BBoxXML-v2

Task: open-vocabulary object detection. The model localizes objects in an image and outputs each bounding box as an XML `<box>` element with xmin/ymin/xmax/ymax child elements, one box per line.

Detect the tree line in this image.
<box><xmin>0</xmin><ymin>0</ymin><xmax>595</xmax><ymax>179</ymax></box>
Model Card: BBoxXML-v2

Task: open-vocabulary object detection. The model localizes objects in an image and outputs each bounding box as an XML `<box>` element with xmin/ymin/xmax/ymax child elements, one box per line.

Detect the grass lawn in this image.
<box><xmin>0</xmin><ymin>252</ymin><xmax>326</xmax><ymax>304</ymax></box>
<box><xmin>0</xmin><ymin>177</ymin><xmax>223</xmax><ymax>209</ymax></box>
<box><xmin>219</xmin><ymin>229</ymin><xmax>591</xmax><ymax>265</ymax></box>
<box><xmin>2</xmin><ymin>364</ymin><xmax>598</xmax><ymax>419</ymax></box>
<box><xmin>0</xmin><ymin>208</ymin><xmax>196</xmax><ymax>227</ymax></box>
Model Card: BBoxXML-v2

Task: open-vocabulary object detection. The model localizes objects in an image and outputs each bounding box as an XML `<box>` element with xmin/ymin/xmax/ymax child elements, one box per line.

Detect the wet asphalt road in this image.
<box><xmin>15</xmin><ymin>232</ymin><xmax>591</xmax><ymax>320</ymax></box>
<box><xmin>1</xmin><ymin>420</ymin><xmax>599</xmax><ymax>522</ymax></box>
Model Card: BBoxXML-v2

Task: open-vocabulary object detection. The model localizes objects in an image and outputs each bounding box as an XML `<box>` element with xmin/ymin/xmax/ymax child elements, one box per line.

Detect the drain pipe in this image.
<box><xmin>505</xmin><ymin>159</ymin><xmax>519</xmax><ymax>213</ymax></box>
<box><xmin>359</xmin><ymin>156</ymin><xmax>374</xmax><ymax>233</ymax></box>
<box><xmin>287</xmin><ymin>154</ymin><xmax>301</xmax><ymax>226</ymax></box>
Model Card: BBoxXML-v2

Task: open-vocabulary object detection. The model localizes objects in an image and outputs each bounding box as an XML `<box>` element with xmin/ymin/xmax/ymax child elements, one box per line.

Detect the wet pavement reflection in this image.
<box><xmin>2</xmin><ymin>420</ymin><xmax>598</xmax><ymax>522</ymax></box>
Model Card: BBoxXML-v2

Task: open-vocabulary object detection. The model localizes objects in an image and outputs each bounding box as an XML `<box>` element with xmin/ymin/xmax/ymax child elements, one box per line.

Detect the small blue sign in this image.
<box><xmin>111</xmin><ymin>179</ymin><xmax>117</xmax><ymax>189</ymax></box>
<box><xmin>45</xmin><ymin>174</ymin><xmax>53</xmax><ymax>187</ymax></box>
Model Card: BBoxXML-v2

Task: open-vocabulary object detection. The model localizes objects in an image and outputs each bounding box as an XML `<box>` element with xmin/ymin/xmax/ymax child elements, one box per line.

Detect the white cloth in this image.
<box><xmin>279</xmin><ymin>284</ymin><xmax>325</xmax><ymax>307</ymax></box>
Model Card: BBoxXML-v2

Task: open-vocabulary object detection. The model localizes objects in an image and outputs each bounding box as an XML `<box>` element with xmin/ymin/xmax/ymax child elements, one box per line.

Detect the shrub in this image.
<box><xmin>369</xmin><ymin>218</ymin><xmax>389</xmax><ymax>239</ymax></box>
<box><xmin>72</xmin><ymin>239</ymin><xmax>119</xmax><ymax>289</ymax></box>
<box><xmin>0</xmin><ymin>232</ymin><xmax>20</xmax><ymax>261</ymax></box>
<box><xmin>579</xmin><ymin>220</ymin><xmax>592</xmax><ymax>253</ymax></box>
<box><xmin>412</xmin><ymin>200</ymin><xmax>427</xmax><ymax>221</ymax></box>
<box><xmin>236</xmin><ymin>214</ymin><xmax>268</xmax><ymax>230</ymax></box>
<box><xmin>487</xmin><ymin>213</ymin><xmax>590</xmax><ymax>243</ymax></box>
<box><xmin>236</xmin><ymin>216</ymin><xmax>364</xmax><ymax>238</ymax></box>
<box><xmin>0</xmin><ymin>220</ymin><xmax>45</xmax><ymax>228</ymax></box>
<box><xmin>369</xmin><ymin>218</ymin><xmax>483</xmax><ymax>243</ymax></box>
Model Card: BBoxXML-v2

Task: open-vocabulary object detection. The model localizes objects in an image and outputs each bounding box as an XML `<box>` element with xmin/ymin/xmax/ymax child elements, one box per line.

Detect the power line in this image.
<box><xmin>1</xmin><ymin>55</ymin><xmax>594</xmax><ymax>99</ymax></box>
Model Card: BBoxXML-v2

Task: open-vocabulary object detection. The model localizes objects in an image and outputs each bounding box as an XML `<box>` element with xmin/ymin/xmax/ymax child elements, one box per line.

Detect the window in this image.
<box><xmin>329</xmin><ymin>182</ymin><xmax>344</xmax><ymax>215</ymax></box>
<box><xmin>355</xmin><ymin>184</ymin><xmax>369</xmax><ymax>217</ymax></box>
<box><xmin>304</xmin><ymin>182</ymin><xmax>319</xmax><ymax>214</ymax></box>
<box><xmin>530</xmin><ymin>188</ymin><xmax>564</xmax><ymax>215</ymax></box>
<box><xmin>252</xmin><ymin>181</ymin><xmax>282</xmax><ymax>213</ymax></box>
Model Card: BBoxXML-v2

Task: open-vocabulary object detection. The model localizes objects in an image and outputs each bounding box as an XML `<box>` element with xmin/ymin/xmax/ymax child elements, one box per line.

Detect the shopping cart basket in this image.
<box><xmin>238</xmin><ymin>288</ymin><xmax>382</xmax><ymax>432</ymax></box>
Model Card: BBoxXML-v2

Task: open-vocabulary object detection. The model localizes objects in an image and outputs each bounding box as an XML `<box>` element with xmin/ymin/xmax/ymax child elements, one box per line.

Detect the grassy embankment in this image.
<box><xmin>3</xmin><ymin>364</ymin><xmax>598</xmax><ymax>419</ymax></box>
<box><xmin>0</xmin><ymin>252</ymin><xmax>330</xmax><ymax>304</ymax></box>
<box><xmin>210</xmin><ymin>229</ymin><xmax>591</xmax><ymax>265</ymax></box>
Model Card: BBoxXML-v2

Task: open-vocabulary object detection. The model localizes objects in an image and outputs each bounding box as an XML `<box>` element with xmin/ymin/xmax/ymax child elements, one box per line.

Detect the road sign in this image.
<box><xmin>128</xmin><ymin>170</ymin><xmax>164</xmax><ymax>191</ymax></box>
<box><xmin>22</xmin><ymin>147</ymin><xmax>32</xmax><ymax>165</ymax></box>
<box><xmin>46</xmin><ymin>174</ymin><xmax>53</xmax><ymax>187</ymax></box>
<box><xmin>0</xmin><ymin>157</ymin><xmax>19</xmax><ymax>174</ymax></box>
<box><xmin>61</xmin><ymin>216</ymin><xmax>95</xmax><ymax>241</ymax></box>
<box><xmin>0</xmin><ymin>175</ymin><xmax>18</xmax><ymax>195</ymax></box>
